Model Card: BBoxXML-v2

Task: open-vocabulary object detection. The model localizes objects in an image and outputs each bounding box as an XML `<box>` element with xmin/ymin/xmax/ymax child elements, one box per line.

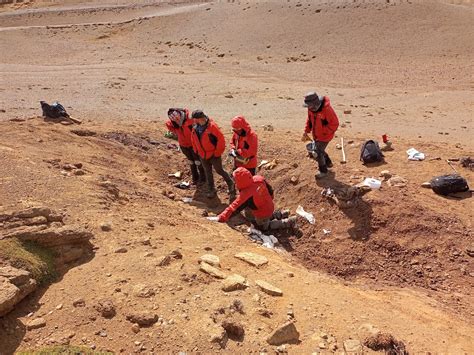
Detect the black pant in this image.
<box><xmin>181</xmin><ymin>146</ymin><xmax>205</xmax><ymax>183</ymax></box>
<box><xmin>201</xmin><ymin>156</ymin><xmax>234</xmax><ymax>192</ymax></box>
<box><xmin>314</xmin><ymin>141</ymin><xmax>332</xmax><ymax>173</ymax></box>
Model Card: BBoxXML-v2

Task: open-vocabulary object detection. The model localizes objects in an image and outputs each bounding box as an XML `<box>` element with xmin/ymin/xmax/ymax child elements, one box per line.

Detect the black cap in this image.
<box><xmin>192</xmin><ymin>109</ymin><xmax>207</xmax><ymax>119</ymax></box>
<box><xmin>303</xmin><ymin>91</ymin><xmax>321</xmax><ymax>108</ymax></box>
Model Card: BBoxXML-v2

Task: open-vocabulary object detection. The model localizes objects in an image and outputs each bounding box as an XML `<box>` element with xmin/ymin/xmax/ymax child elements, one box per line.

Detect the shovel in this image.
<box><xmin>340</xmin><ymin>137</ymin><xmax>347</xmax><ymax>164</ymax></box>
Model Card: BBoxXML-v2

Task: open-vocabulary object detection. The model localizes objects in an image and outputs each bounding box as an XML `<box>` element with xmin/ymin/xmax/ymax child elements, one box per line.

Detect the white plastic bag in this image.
<box><xmin>406</xmin><ymin>148</ymin><xmax>425</xmax><ymax>161</ymax></box>
<box><xmin>296</xmin><ymin>205</ymin><xmax>315</xmax><ymax>224</ymax></box>
<box><xmin>362</xmin><ymin>177</ymin><xmax>382</xmax><ymax>190</ymax></box>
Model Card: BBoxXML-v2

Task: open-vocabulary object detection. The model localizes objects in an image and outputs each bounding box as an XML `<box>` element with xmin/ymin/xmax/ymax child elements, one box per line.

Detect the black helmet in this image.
<box><xmin>192</xmin><ymin>109</ymin><xmax>207</xmax><ymax>119</ymax></box>
<box><xmin>303</xmin><ymin>91</ymin><xmax>322</xmax><ymax>110</ymax></box>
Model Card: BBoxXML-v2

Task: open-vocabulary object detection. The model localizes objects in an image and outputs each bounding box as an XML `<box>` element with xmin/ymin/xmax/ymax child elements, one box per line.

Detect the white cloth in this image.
<box><xmin>296</xmin><ymin>205</ymin><xmax>315</xmax><ymax>224</ymax></box>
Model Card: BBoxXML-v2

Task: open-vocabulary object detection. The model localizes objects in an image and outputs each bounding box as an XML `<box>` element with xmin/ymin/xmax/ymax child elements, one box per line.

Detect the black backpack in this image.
<box><xmin>40</xmin><ymin>101</ymin><xmax>69</xmax><ymax>119</ymax></box>
<box><xmin>430</xmin><ymin>174</ymin><xmax>469</xmax><ymax>196</ymax></box>
<box><xmin>360</xmin><ymin>140</ymin><xmax>384</xmax><ymax>164</ymax></box>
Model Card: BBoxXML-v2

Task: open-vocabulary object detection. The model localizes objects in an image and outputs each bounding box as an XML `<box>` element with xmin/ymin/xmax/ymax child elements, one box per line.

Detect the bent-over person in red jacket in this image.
<box><xmin>166</xmin><ymin>108</ymin><xmax>205</xmax><ymax>184</ymax></box>
<box><xmin>302</xmin><ymin>91</ymin><xmax>339</xmax><ymax>179</ymax></box>
<box><xmin>217</xmin><ymin>167</ymin><xmax>297</xmax><ymax>231</ymax></box>
<box><xmin>191</xmin><ymin>110</ymin><xmax>236</xmax><ymax>200</ymax></box>
<box><xmin>229</xmin><ymin>115</ymin><xmax>258</xmax><ymax>176</ymax></box>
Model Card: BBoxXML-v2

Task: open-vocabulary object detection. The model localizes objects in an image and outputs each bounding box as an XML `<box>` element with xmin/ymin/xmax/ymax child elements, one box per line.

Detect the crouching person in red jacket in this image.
<box><xmin>229</xmin><ymin>115</ymin><xmax>258</xmax><ymax>176</ymax></box>
<box><xmin>191</xmin><ymin>110</ymin><xmax>236</xmax><ymax>200</ymax></box>
<box><xmin>302</xmin><ymin>92</ymin><xmax>339</xmax><ymax>179</ymax></box>
<box><xmin>217</xmin><ymin>167</ymin><xmax>297</xmax><ymax>231</ymax></box>
<box><xmin>166</xmin><ymin>108</ymin><xmax>205</xmax><ymax>184</ymax></box>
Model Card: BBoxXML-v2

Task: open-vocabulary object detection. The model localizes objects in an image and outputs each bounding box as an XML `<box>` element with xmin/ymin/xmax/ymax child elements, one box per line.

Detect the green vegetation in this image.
<box><xmin>16</xmin><ymin>345</ymin><xmax>114</xmax><ymax>355</ymax></box>
<box><xmin>0</xmin><ymin>238</ymin><xmax>57</xmax><ymax>285</ymax></box>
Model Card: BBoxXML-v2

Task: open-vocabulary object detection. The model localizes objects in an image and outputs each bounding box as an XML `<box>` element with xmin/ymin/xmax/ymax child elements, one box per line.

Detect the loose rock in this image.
<box><xmin>387</xmin><ymin>175</ymin><xmax>407</xmax><ymax>187</ymax></box>
<box><xmin>73</xmin><ymin>298</ymin><xmax>85</xmax><ymax>307</ymax></box>
<box><xmin>95</xmin><ymin>299</ymin><xmax>116</xmax><ymax>318</ymax></box>
<box><xmin>100</xmin><ymin>223</ymin><xmax>112</xmax><ymax>232</ymax></box>
<box><xmin>200</xmin><ymin>262</ymin><xmax>226</xmax><ymax>279</ymax></box>
<box><xmin>222</xmin><ymin>319</ymin><xmax>245</xmax><ymax>339</ymax></box>
<box><xmin>379</xmin><ymin>170</ymin><xmax>392</xmax><ymax>180</ymax></box>
<box><xmin>267</xmin><ymin>321</ymin><xmax>300</xmax><ymax>345</ymax></box>
<box><xmin>126</xmin><ymin>312</ymin><xmax>158</xmax><ymax>327</ymax></box>
<box><xmin>234</xmin><ymin>252</ymin><xmax>268</xmax><ymax>267</ymax></box>
<box><xmin>157</xmin><ymin>255</ymin><xmax>172</xmax><ymax>267</ymax></box>
<box><xmin>221</xmin><ymin>274</ymin><xmax>248</xmax><ymax>292</ymax></box>
<box><xmin>255</xmin><ymin>280</ymin><xmax>283</xmax><ymax>296</ymax></box>
<box><xmin>133</xmin><ymin>284</ymin><xmax>155</xmax><ymax>298</ymax></box>
<box><xmin>114</xmin><ymin>247</ymin><xmax>128</xmax><ymax>253</ymax></box>
<box><xmin>131</xmin><ymin>323</ymin><xmax>140</xmax><ymax>334</ymax></box>
<box><xmin>209</xmin><ymin>325</ymin><xmax>228</xmax><ymax>348</ymax></box>
<box><xmin>199</xmin><ymin>254</ymin><xmax>220</xmax><ymax>267</ymax></box>
<box><xmin>26</xmin><ymin>318</ymin><xmax>46</xmax><ymax>330</ymax></box>
<box><xmin>343</xmin><ymin>339</ymin><xmax>362</xmax><ymax>353</ymax></box>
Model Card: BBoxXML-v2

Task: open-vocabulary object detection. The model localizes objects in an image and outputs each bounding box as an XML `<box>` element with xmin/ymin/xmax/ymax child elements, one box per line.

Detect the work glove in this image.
<box><xmin>321</xmin><ymin>119</ymin><xmax>329</xmax><ymax>126</ymax></box>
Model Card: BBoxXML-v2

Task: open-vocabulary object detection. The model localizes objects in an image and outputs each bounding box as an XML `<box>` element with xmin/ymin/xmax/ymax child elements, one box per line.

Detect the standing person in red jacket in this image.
<box><xmin>217</xmin><ymin>167</ymin><xmax>297</xmax><ymax>230</ymax></box>
<box><xmin>302</xmin><ymin>92</ymin><xmax>339</xmax><ymax>179</ymax></box>
<box><xmin>191</xmin><ymin>110</ymin><xmax>236</xmax><ymax>200</ymax></box>
<box><xmin>166</xmin><ymin>108</ymin><xmax>205</xmax><ymax>184</ymax></box>
<box><xmin>229</xmin><ymin>115</ymin><xmax>258</xmax><ymax>175</ymax></box>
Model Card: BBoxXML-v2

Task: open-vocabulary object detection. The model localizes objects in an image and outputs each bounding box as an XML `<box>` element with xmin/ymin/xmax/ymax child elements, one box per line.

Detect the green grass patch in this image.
<box><xmin>0</xmin><ymin>238</ymin><xmax>57</xmax><ymax>285</ymax></box>
<box><xmin>16</xmin><ymin>345</ymin><xmax>114</xmax><ymax>355</ymax></box>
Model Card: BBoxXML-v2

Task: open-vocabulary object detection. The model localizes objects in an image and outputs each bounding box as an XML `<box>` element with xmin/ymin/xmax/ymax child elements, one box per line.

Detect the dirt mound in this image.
<box><xmin>258</xmin><ymin>131</ymin><xmax>473</xmax><ymax>317</ymax></box>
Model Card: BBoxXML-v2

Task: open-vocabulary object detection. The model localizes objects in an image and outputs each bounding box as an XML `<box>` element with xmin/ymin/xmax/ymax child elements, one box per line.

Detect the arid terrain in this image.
<box><xmin>0</xmin><ymin>0</ymin><xmax>473</xmax><ymax>354</ymax></box>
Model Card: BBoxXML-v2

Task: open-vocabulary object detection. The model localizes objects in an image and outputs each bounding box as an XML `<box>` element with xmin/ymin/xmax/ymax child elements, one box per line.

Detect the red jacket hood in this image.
<box><xmin>322</xmin><ymin>96</ymin><xmax>331</xmax><ymax>108</ymax></box>
<box><xmin>231</xmin><ymin>115</ymin><xmax>251</xmax><ymax>132</ymax></box>
<box><xmin>233</xmin><ymin>167</ymin><xmax>253</xmax><ymax>190</ymax></box>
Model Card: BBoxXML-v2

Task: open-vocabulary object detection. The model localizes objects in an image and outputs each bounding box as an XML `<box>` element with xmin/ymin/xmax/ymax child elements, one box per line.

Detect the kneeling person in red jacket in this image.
<box><xmin>229</xmin><ymin>115</ymin><xmax>258</xmax><ymax>176</ymax></box>
<box><xmin>166</xmin><ymin>108</ymin><xmax>205</xmax><ymax>184</ymax></box>
<box><xmin>302</xmin><ymin>92</ymin><xmax>339</xmax><ymax>179</ymax></box>
<box><xmin>191</xmin><ymin>110</ymin><xmax>236</xmax><ymax>200</ymax></box>
<box><xmin>217</xmin><ymin>167</ymin><xmax>296</xmax><ymax>231</ymax></box>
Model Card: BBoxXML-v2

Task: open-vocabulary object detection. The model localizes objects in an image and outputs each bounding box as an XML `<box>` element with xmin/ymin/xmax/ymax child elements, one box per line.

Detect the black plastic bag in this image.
<box><xmin>430</xmin><ymin>174</ymin><xmax>469</xmax><ymax>195</ymax></box>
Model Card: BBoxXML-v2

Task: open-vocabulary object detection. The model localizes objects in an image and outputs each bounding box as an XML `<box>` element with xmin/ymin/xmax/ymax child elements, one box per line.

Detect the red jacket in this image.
<box><xmin>191</xmin><ymin>119</ymin><xmax>226</xmax><ymax>160</ymax></box>
<box><xmin>218</xmin><ymin>168</ymin><xmax>274</xmax><ymax>222</ymax></box>
<box><xmin>165</xmin><ymin>108</ymin><xmax>193</xmax><ymax>148</ymax></box>
<box><xmin>304</xmin><ymin>96</ymin><xmax>339</xmax><ymax>142</ymax></box>
<box><xmin>230</xmin><ymin>116</ymin><xmax>258</xmax><ymax>169</ymax></box>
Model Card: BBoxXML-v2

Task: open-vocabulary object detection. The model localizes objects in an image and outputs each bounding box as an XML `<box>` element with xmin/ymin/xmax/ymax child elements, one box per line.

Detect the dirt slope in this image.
<box><xmin>0</xmin><ymin>118</ymin><xmax>472</xmax><ymax>354</ymax></box>
<box><xmin>0</xmin><ymin>0</ymin><xmax>473</xmax><ymax>353</ymax></box>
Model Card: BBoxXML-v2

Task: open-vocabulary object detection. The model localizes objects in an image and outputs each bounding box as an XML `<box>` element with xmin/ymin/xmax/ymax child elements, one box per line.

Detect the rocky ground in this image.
<box><xmin>0</xmin><ymin>0</ymin><xmax>473</xmax><ymax>354</ymax></box>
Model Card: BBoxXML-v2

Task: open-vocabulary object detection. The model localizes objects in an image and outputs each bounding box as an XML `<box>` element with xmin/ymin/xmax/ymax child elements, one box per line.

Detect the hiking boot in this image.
<box><xmin>315</xmin><ymin>171</ymin><xmax>328</xmax><ymax>179</ymax></box>
<box><xmin>273</xmin><ymin>209</ymin><xmax>290</xmax><ymax>220</ymax></box>
<box><xmin>206</xmin><ymin>189</ymin><xmax>217</xmax><ymax>199</ymax></box>
<box><xmin>287</xmin><ymin>216</ymin><xmax>298</xmax><ymax>228</ymax></box>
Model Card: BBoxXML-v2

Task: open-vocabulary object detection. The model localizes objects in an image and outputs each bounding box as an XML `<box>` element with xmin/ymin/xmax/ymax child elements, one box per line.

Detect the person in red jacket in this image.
<box><xmin>217</xmin><ymin>167</ymin><xmax>296</xmax><ymax>231</ymax></box>
<box><xmin>191</xmin><ymin>109</ymin><xmax>236</xmax><ymax>200</ymax></box>
<box><xmin>302</xmin><ymin>92</ymin><xmax>339</xmax><ymax>179</ymax></box>
<box><xmin>229</xmin><ymin>115</ymin><xmax>258</xmax><ymax>175</ymax></box>
<box><xmin>166</xmin><ymin>108</ymin><xmax>205</xmax><ymax>184</ymax></box>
